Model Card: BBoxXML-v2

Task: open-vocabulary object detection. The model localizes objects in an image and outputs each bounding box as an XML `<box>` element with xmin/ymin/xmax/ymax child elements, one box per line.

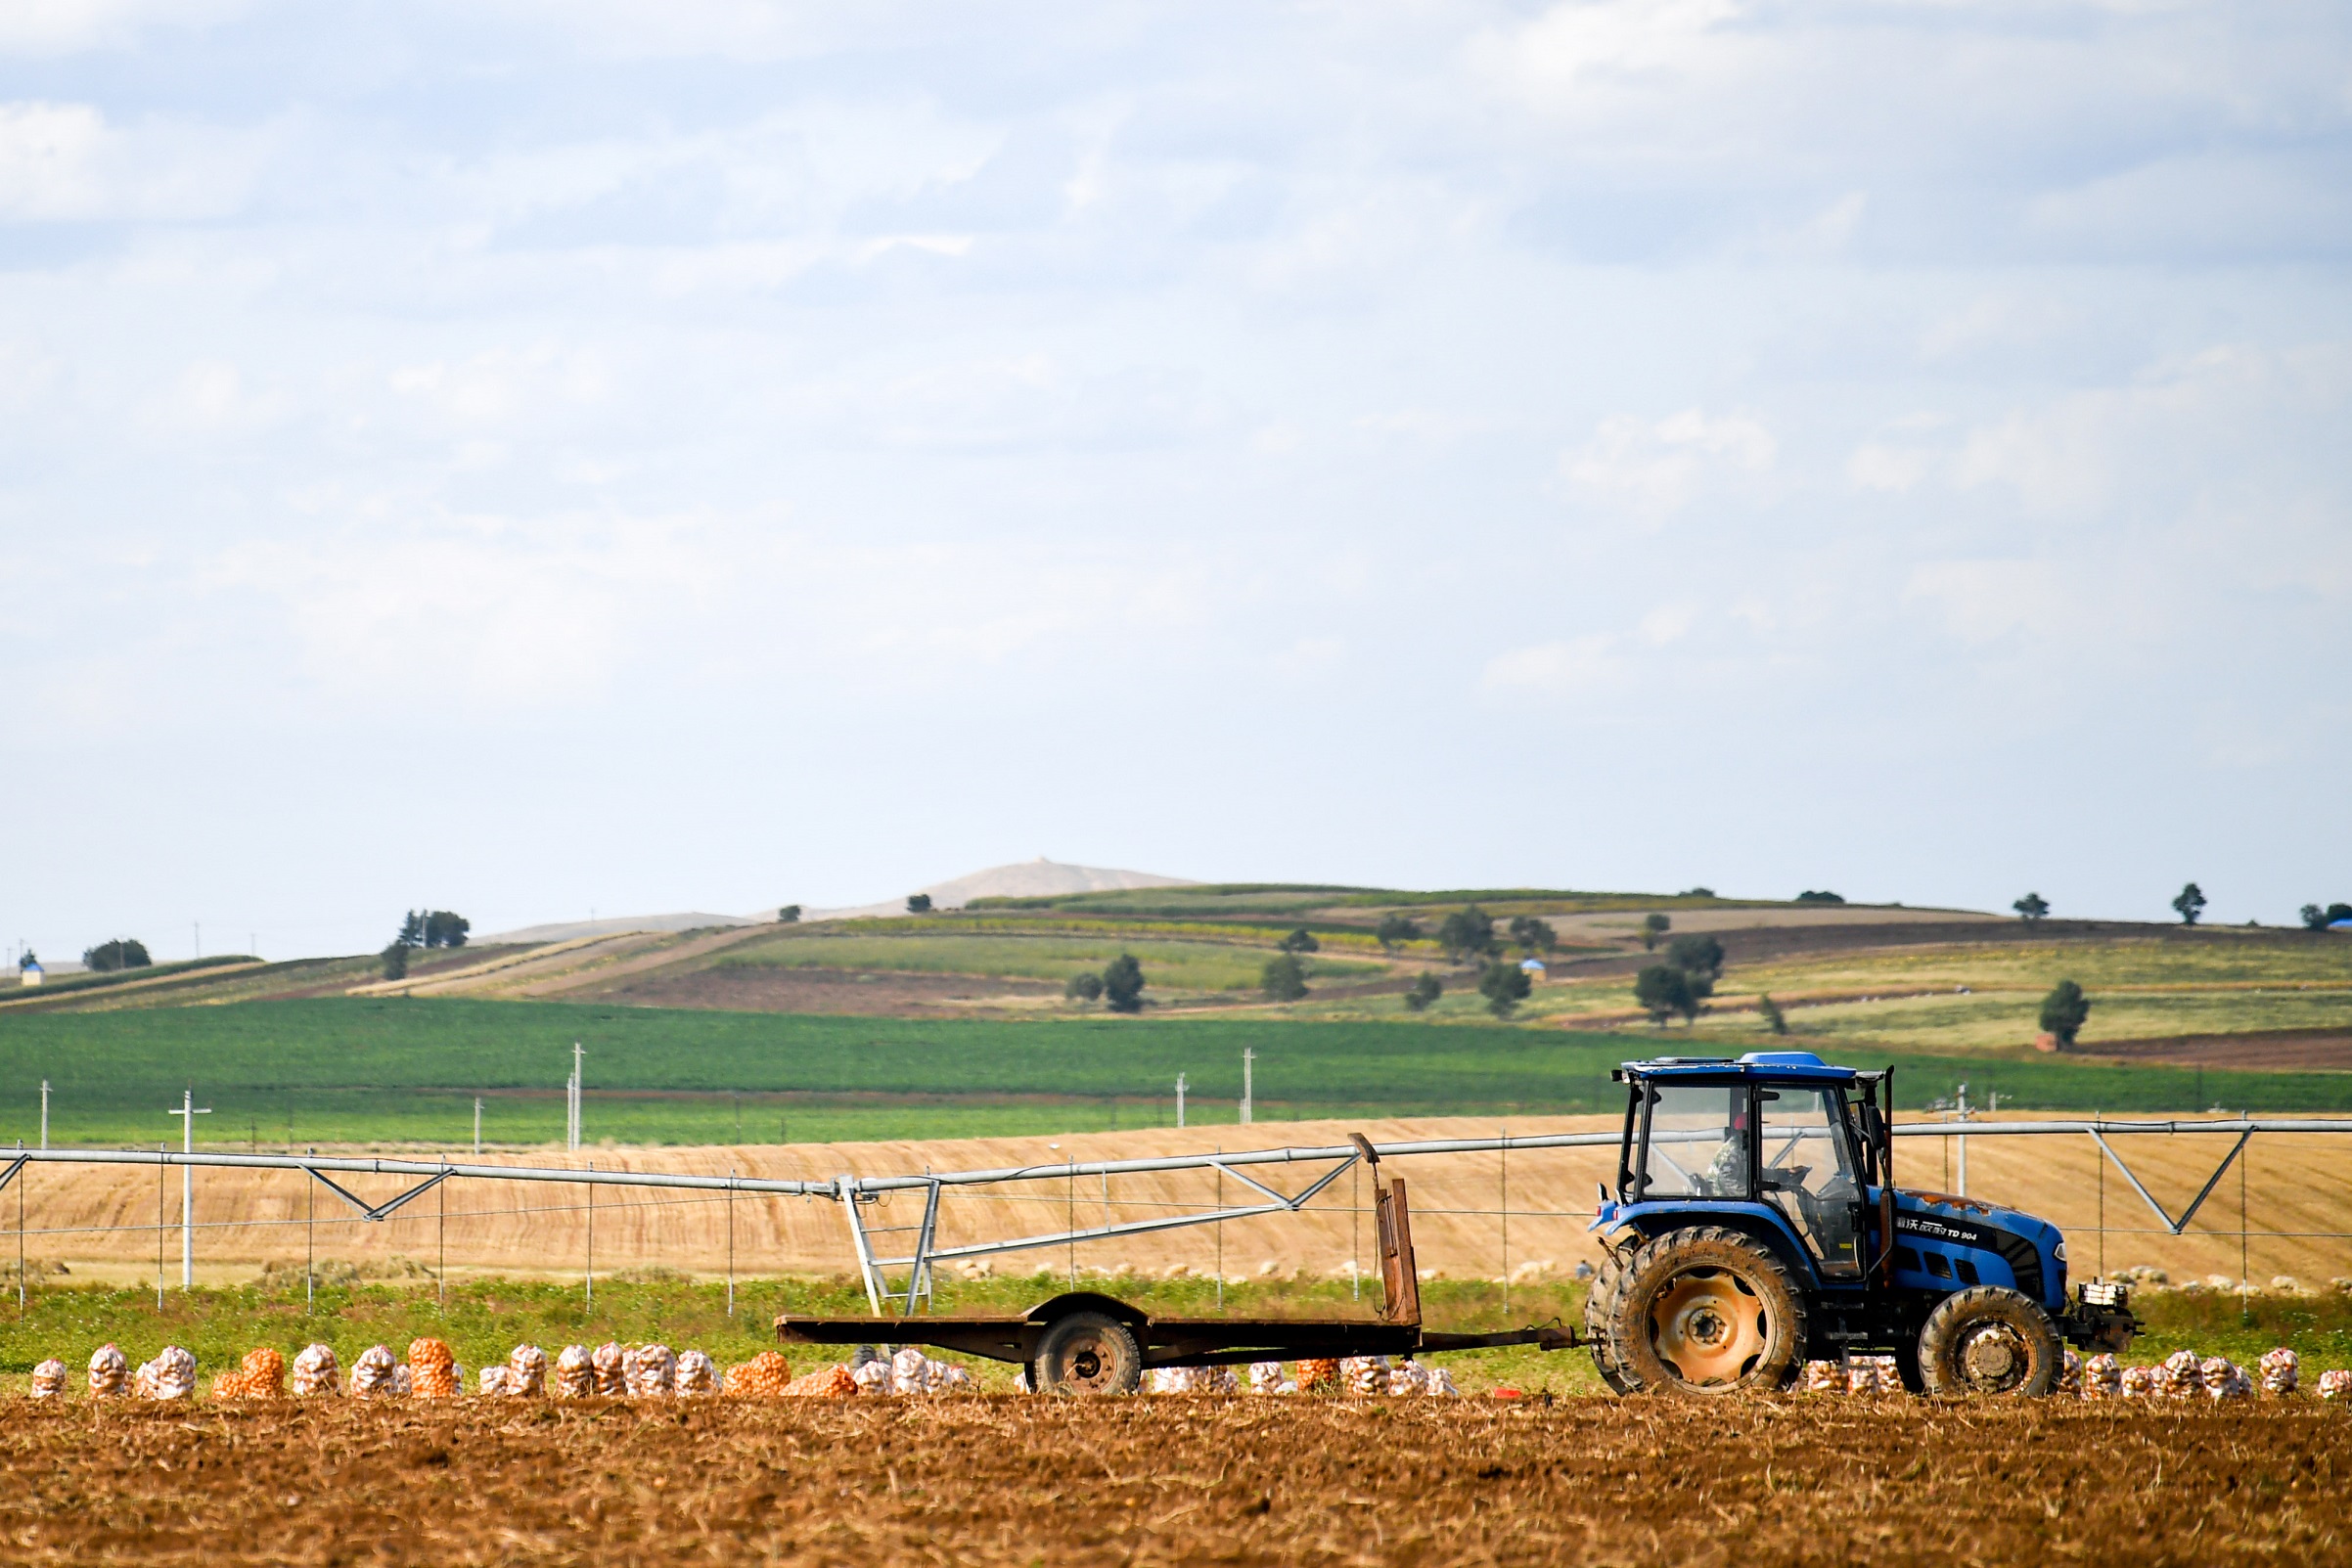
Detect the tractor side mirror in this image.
<box><xmin>1858</xmin><ymin>1103</ymin><xmax>1886</xmax><ymax>1144</ymax></box>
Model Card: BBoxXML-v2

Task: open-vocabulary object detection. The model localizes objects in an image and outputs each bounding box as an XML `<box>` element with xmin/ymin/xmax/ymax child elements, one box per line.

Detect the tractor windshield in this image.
<box><xmin>1758</xmin><ymin>1087</ymin><xmax>1864</xmax><ymax>1278</ymax></box>
<box><xmin>1638</xmin><ymin>1083</ymin><xmax>1750</xmax><ymax>1200</ymax></box>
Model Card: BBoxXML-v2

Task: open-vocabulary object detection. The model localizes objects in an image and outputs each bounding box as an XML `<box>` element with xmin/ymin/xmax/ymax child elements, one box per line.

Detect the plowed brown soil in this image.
<box><xmin>0</xmin><ymin>1397</ymin><xmax>2340</xmax><ymax>1566</ymax></box>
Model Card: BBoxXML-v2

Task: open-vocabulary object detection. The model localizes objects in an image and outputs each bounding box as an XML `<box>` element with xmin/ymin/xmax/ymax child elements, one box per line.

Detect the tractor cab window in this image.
<box><xmin>1758</xmin><ymin>1087</ymin><xmax>1863</xmax><ymax>1279</ymax></box>
<box><xmin>1639</xmin><ymin>1084</ymin><xmax>1751</xmax><ymax>1201</ymax></box>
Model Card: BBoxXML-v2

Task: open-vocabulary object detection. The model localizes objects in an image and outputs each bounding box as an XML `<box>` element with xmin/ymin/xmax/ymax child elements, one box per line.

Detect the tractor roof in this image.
<box><xmin>1618</xmin><ymin>1051</ymin><xmax>1860</xmax><ymax>1084</ymax></box>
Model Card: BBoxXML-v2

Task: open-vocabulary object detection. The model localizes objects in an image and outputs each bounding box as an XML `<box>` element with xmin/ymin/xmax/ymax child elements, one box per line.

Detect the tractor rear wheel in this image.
<box><xmin>1915</xmin><ymin>1286</ymin><xmax>2061</xmax><ymax>1397</ymax></box>
<box><xmin>1031</xmin><ymin>1311</ymin><xmax>1143</xmax><ymax>1396</ymax></box>
<box><xmin>1598</xmin><ymin>1227</ymin><xmax>1807</xmax><ymax>1396</ymax></box>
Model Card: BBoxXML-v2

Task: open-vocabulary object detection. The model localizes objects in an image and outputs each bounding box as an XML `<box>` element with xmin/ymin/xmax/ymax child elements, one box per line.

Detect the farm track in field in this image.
<box><xmin>0</xmin><ymin>1398</ymin><xmax>2343</xmax><ymax>1566</ymax></box>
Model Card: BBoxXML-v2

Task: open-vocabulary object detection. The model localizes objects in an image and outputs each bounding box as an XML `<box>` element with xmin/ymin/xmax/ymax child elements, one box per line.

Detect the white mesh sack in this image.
<box><xmin>2058</xmin><ymin>1347</ymin><xmax>2084</xmax><ymax>1396</ymax></box>
<box><xmin>889</xmin><ymin>1346</ymin><xmax>935</xmax><ymax>1395</ymax></box>
<box><xmin>674</xmin><ymin>1350</ymin><xmax>719</xmax><ymax>1396</ymax></box>
<box><xmin>291</xmin><ymin>1344</ymin><xmax>339</xmax><ymax>1397</ymax></box>
<box><xmin>2260</xmin><ymin>1348</ymin><xmax>2299</xmax><ymax>1397</ymax></box>
<box><xmin>390</xmin><ymin>1365</ymin><xmax>413</xmax><ymax>1397</ymax></box>
<box><xmin>2318</xmin><ymin>1369</ymin><xmax>2352</xmax><ymax>1401</ymax></box>
<box><xmin>1247</xmin><ymin>1362</ymin><xmax>1284</xmax><ymax>1394</ymax></box>
<box><xmin>1342</xmin><ymin>1356</ymin><xmax>1390</xmax><ymax>1396</ymax></box>
<box><xmin>1148</xmin><ymin>1366</ymin><xmax>1193</xmax><ymax>1394</ymax></box>
<box><xmin>554</xmin><ymin>1345</ymin><xmax>594</xmax><ymax>1399</ymax></box>
<box><xmin>349</xmin><ymin>1345</ymin><xmax>398</xmax><ymax>1398</ymax></box>
<box><xmin>850</xmin><ymin>1359</ymin><xmax>893</xmax><ymax>1395</ymax></box>
<box><xmin>1802</xmin><ymin>1361</ymin><xmax>1843</xmax><ymax>1394</ymax></box>
<box><xmin>2160</xmin><ymin>1349</ymin><xmax>2202</xmax><ymax>1397</ymax></box>
<box><xmin>591</xmin><ymin>1342</ymin><xmax>627</xmax><ymax>1398</ymax></box>
<box><xmin>2118</xmin><ymin>1366</ymin><xmax>2156</xmax><ymax>1398</ymax></box>
<box><xmin>135</xmin><ymin>1346</ymin><xmax>196</xmax><ymax>1401</ymax></box>
<box><xmin>508</xmin><ymin>1344</ymin><xmax>547</xmax><ymax>1397</ymax></box>
<box><xmin>1196</xmin><ymin>1366</ymin><xmax>1239</xmax><ymax>1394</ymax></box>
<box><xmin>88</xmin><ymin>1344</ymin><xmax>128</xmax><ymax>1397</ymax></box>
<box><xmin>2201</xmin><ymin>1356</ymin><xmax>2249</xmax><ymax>1400</ymax></box>
<box><xmin>479</xmin><ymin>1366</ymin><xmax>516</xmax><ymax>1396</ymax></box>
<box><xmin>2083</xmin><ymin>1354</ymin><xmax>2122</xmax><ymax>1400</ymax></box>
<box><xmin>29</xmin><ymin>1360</ymin><xmax>67</xmax><ymax>1399</ymax></box>
<box><xmin>624</xmin><ymin>1344</ymin><xmax>676</xmax><ymax>1398</ymax></box>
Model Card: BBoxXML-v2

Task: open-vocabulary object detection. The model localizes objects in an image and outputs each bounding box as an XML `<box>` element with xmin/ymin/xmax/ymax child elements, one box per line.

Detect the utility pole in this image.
<box><xmin>474</xmin><ymin>1097</ymin><xmax>482</xmax><ymax>1155</ymax></box>
<box><xmin>568</xmin><ymin>1042</ymin><xmax>584</xmax><ymax>1151</ymax></box>
<box><xmin>167</xmin><ymin>1088</ymin><xmax>210</xmax><ymax>1288</ymax></box>
<box><xmin>38</xmin><ymin>1081</ymin><xmax>47</xmax><ymax>1151</ymax></box>
<box><xmin>1175</xmin><ymin>1074</ymin><xmax>1187</xmax><ymax>1130</ymax></box>
<box><xmin>1240</xmin><ymin>1049</ymin><xmax>1253</xmax><ymax>1126</ymax></box>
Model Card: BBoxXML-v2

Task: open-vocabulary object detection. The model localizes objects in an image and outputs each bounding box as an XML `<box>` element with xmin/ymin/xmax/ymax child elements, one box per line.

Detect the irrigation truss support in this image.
<box><xmin>1</xmin><ymin>1117</ymin><xmax>2343</xmax><ymax>1308</ymax></box>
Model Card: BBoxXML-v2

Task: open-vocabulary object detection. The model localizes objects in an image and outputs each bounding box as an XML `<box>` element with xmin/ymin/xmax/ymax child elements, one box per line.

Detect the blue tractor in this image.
<box><xmin>1586</xmin><ymin>1052</ymin><xmax>2140</xmax><ymax>1396</ymax></box>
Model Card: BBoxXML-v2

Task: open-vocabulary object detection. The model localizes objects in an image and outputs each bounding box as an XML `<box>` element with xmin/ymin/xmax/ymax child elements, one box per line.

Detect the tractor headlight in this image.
<box><xmin>2080</xmin><ymin>1280</ymin><xmax>2127</xmax><ymax>1309</ymax></box>
<box><xmin>2054</xmin><ymin>1240</ymin><xmax>2067</xmax><ymax>1262</ymax></box>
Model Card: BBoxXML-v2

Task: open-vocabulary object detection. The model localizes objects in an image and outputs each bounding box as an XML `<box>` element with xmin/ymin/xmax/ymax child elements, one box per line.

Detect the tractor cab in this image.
<box><xmin>1601</xmin><ymin>1052</ymin><xmax>1885</xmax><ymax>1293</ymax></box>
<box><xmin>1586</xmin><ymin>1052</ymin><xmax>2138</xmax><ymax>1398</ymax></box>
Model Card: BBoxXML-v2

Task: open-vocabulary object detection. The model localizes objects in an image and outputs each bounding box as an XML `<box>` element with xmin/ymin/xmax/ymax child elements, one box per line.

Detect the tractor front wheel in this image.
<box><xmin>1915</xmin><ymin>1286</ymin><xmax>2061</xmax><ymax>1397</ymax></box>
<box><xmin>1598</xmin><ymin>1227</ymin><xmax>1808</xmax><ymax>1396</ymax></box>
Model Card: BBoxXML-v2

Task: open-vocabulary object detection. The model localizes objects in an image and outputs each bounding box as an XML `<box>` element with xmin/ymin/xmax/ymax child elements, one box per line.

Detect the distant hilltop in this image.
<box><xmin>478</xmin><ymin>858</ymin><xmax>1196</xmax><ymax>944</ymax></box>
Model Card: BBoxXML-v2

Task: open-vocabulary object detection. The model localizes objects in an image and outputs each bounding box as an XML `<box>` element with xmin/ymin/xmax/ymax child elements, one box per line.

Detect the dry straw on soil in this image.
<box><xmin>15</xmin><ymin>1114</ymin><xmax>2346</xmax><ymax>1288</ymax></box>
<box><xmin>0</xmin><ymin>1399</ymin><xmax>2342</xmax><ymax>1565</ymax></box>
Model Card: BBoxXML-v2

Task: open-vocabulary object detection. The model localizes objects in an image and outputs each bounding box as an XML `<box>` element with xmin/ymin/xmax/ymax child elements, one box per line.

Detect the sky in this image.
<box><xmin>2</xmin><ymin>0</ymin><xmax>2347</xmax><ymax>962</ymax></box>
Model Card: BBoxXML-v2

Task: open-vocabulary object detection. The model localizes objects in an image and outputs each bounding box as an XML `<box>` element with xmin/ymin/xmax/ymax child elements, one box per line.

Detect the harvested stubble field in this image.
<box><xmin>0</xmin><ymin>1397</ymin><xmax>2343</xmax><ymax>1566</ymax></box>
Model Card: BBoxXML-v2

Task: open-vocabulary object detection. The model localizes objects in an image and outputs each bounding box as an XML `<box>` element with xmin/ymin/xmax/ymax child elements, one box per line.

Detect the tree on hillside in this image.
<box><xmin>1636</xmin><ymin>963</ymin><xmax>1698</xmax><ymax>1025</ymax></box>
<box><xmin>906</xmin><ymin>893</ymin><xmax>933</xmax><ymax>915</ymax></box>
<box><xmin>396</xmin><ymin>911</ymin><xmax>427</xmax><ymax>948</ymax></box>
<box><xmin>1403</xmin><ymin>973</ymin><xmax>1442</xmax><ymax>1012</ymax></box>
<box><xmin>1375</xmin><ymin>914</ymin><xmax>1423</xmax><ymax>953</ymax></box>
<box><xmin>2303</xmin><ymin>903</ymin><xmax>2352</xmax><ymax>931</ymax></box>
<box><xmin>83</xmin><ymin>938</ymin><xmax>152</xmax><ymax>971</ymax></box>
<box><xmin>2013</xmin><ymin>893</ymin><xmax>2050</xmax><ymax>924</ymax></box>
<box><xmin>17</xmin><ymin>949</ymin><xmax>36</xmax><ymax>971</ymax></box>
<box><xmin>1102</xmin><ymin>954</ymin><xmax>1146</xmax><ymax>1013</ymax></box>
<box><xmin>777</xmin><ymin>905</ymin><xmax>801</xmax><ymax>923</ymax></box>
<box><xmin>1437</xmin><ymin>906</ymin><xmax>1498</xmax><ymax>965</ymax></box>
<box><xmin>1680</xmin><ymin>887</ymin><xmax>1715</xmax><ymax>899</ymax></box>
<box><xmin>2171</xmin><ymin>883</ymin><xmax>2206</xmax><ymax>926</ymax></box>
<box><xmin>1665</xmin><ymin>933</ymin><xmax>1726</xmax><ymax>987</ymax></box>
<box><xmin>1278</xmin><ymin>928</ymin><xmax>1320</xmax><ymax>955</ymax></box>
<box><xmin>1796</xmin><ymin>890</ymin><xmax>1844</xmax><ymax>905</ymax></box>
<box><xmin>1641</xmin><ymin>914</ymin><xmax>1670</xmax><ymax>951</ymax></box>
<box><xmin>1508</xmin><ymin>916</ymin><xmax>1556</xmax><ymax>957</ymax></box>
<box><xmin>1261</xmin><ymin>953</ymin><xmax>1309</xmax><ymax>1003</ymax></box>
<box><xmin>2039</xmin><ymin>979</ymin><xmax>2092</xmax><ymax>1048</ymax></box>
<box><xmin>379</xmin><ymin>942</ymin><xmax>410</xmax><ymax>982</ymax></box>
<box><xmin>423</xmin><ymin>911</ymin><xmax>470</xmax><ymax>949</ymax></box>
<box><xmin>1064</xmin><ymin>971</ymin><xmax>1103</xmax><ymax>1002</ymax></box>
<box><xmin>1478</xmin><ymin>960</ymin><xmax>1532</xmax><ymax>1018</ymax></box>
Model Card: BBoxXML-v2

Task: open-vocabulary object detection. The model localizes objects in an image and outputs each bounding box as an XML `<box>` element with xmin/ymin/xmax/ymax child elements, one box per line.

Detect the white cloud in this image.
<box><xmin>1901</xmin><ymin>560</ymin><xmax>2066</xmax><ymax>645</ymax></box>
<box><xmin>0</xmin><ymin>0</ymin><xmax>251</xmax><ymax>55</ymax></box>
<box><xmin>1480</xmin><ymin>635</ymin><xmax>1624</xmax><ymax>697</ymax></box>
<box><xmin>1564</xmin><ymin>407</ymin><xmax>1777</xmax><ymax>516</ymax></box>
<box><xmin>0</xmin><ymin>100</ymin><xmax>267</xmax><ymax>221</ymax></box>
<box><xmin>1846</xmin><ymin>443</ymin><xmax>1929</xmax><ymax>494</ymax></box>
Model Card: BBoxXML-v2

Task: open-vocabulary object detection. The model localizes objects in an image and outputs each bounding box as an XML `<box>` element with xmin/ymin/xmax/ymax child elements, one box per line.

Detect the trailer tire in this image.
<box><xmin>1031</xmin><ymin>1312</ymin><xmax>1143</xmax><ymax>1396</ymax></box>
<box><xmin>1915</xmin><ymin>1287</ymin><xmax>2061</xmax><ymax>1398</ymax></box>
<box><xmin>1600</xmin><ymin>1227</ymin><xmax>1807</xmax><ymax>1396</ymax></box>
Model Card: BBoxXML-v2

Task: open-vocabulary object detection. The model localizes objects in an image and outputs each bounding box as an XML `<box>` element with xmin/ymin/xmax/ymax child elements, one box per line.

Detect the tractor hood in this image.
<box><xmin>1888</xmin><ymin>1187</ymin><xmax>2065</xmax><ymax>1305</ymax></box>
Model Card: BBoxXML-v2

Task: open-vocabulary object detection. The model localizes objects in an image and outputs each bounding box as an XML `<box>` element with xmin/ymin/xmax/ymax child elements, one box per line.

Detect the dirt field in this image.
<box><xmin>2083</xmin><ymin>1028</ymin><xmax>2352</xmax><ymax>1071</ymax></box>
<box><xmin>0</xmin><ymin>1398</ymin><xmax>2340</xmax><ymax>1566</ymax></box>
<box><xmin>19</xmin><ymin>1114</ymin><xmax>2352</xmax><ymax>1291</ymax></box>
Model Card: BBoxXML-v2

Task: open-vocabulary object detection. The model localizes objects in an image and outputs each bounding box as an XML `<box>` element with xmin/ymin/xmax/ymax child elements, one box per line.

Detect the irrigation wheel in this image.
<box><xmin>1915</xmin><ymin>1286</ymin><xmax>2061</xmax><ymax>1397</ymax></box>
<box><xmin>1600</xmin><ymin>1227</ymin><xmax>1807</xmax><ymax>1396</ymax></box>
<box><xmin>1031</xmin><ymin>1311</ymin><xmax>1144</xmax><ymax>1396</ymax></box>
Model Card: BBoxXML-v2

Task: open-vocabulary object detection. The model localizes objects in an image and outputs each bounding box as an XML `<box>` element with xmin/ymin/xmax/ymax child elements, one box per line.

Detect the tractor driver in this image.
<box><xmin>1703</xmin><ymin>1102</ymin><xmax>1752</xmax><ymax>1197</ymax></box>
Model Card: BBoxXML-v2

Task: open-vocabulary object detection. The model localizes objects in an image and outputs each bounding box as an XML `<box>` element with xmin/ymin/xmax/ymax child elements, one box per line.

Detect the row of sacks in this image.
<box><xmin>33</xmin><ymin>1341</ymin><xmax>904</xmax><ymax>1401</ymax></box>
<box><xmin>1144</xmin><ymin>1357</ymin><xmax>1459</xmax><ymax>1396</ymax></box>
<box><xmin>1800</xmin><ymin>1347</ymin><xmax>2350</xmax><ymax>1400</ymax></box>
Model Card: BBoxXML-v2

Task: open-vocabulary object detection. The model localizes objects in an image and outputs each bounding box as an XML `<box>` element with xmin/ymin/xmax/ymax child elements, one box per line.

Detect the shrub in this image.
<box><xmin>1758</xmin><ymin>994</ymin><xmax>1788</xmax><ymax>1035</ymax></box>
<box><xmin>1641</xmin><ymin>914</ymin><xmax>1669</xmax><ymax>951</ymax></box>
<box><xmin>907</xmin><ymin>894</ymin><xmax>933</xmax><ymax>915</ymax></box>
<box><xmin>1278</xmin><ymin>928</ymin><xmax>1319</xmax><ymax>955</ymax></box>
<box><xmin>1375</xmin><ymin>914</ymin><xmax>1423</xmax><ymax>953</ymax></box>
<box><xmin>1478</xmin><ymin>961</ymin><xmax>1532</xmax><ymax>1018</ymax></box>
<box><xmin>1795</xmin><ymin>890</ymin><xmax>1844</xmax><ymax>905</ymax></box>
<box><xmin>2013</xmin><ymin>893</ymin><xmax>2049</xmax><ymax>924</ymax></box>
<box><xmin>1261</xmin><ymin>953</ymin><xmax>1308</xmax><ymax>1002</ymax></box>
<box><xmin>1635</xmin><ymin>964</ymin><xmax>1698</xmax><ymax>1025</ymax></box>
<box><xmin>777</xmin><ymin>905</ymin><xmax>801</xmax><ymax>923</ymax></box>
<box><xmin>1508</xmin><ymin>916</ymin><xmax>1556</xmax><ymax>956</ymax></box>
<box><xmin>1102</xmin><ymin>954</ymin><xmax>1146</xmax><ymax>1013</ymax></box>
<box><xmin>2040</xmin><ymin>979</ymin><xmax>2092</xmax><ymax>1047</ymax></box>
<box><xmin>1665</xmin><ymin>933</ymin><xmax>1725</xmax><ymax>986</ymax></box>
<box><xmin>1063</xmin><ymin>972</ymin><xmax>1103</xmax><ymax>1002</ymax></box>
<box><xmin>1403</xmin><ymin>973</ymin><xmax>1442</xmax><ymax>1012</ymax></box>
<box><xmin>379</xmin><ymin>943</ymin><xmax>410</xmax><ymax>982</ymax></box>
<box><xmin>2171</xmin><ymin>883</ymin><xmax>2205</xmax><ymax>925</ymax></box>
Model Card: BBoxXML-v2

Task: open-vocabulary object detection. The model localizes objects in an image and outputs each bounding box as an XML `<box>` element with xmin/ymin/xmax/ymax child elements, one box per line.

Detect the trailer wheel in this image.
<box><xmin>1600</xmin><ymin>1227</ymin><xmax>1806</xmax><ymax>1396</ymax></box>
<box><xmin>1031</xmin><ymin>1311</ymin><xmax>1143</xmax><ymax>1396</ymax></box>
<box><xmin>1915</xmin><ymin>1287</ymin><xmax>2061</xmax><ymax>1397</ymax></box>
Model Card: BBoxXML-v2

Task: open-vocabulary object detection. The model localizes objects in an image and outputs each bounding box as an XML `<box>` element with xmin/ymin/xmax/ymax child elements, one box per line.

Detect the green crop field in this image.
<box><xmin>1</xmin><ymin>998</ymin><xmax>2350</xmax><ymax>1150</ymax></box>
<box><xmin>719</xmin><ymin>932</ymin><xmax>1385</xmax><ymax>992</ymax></box>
